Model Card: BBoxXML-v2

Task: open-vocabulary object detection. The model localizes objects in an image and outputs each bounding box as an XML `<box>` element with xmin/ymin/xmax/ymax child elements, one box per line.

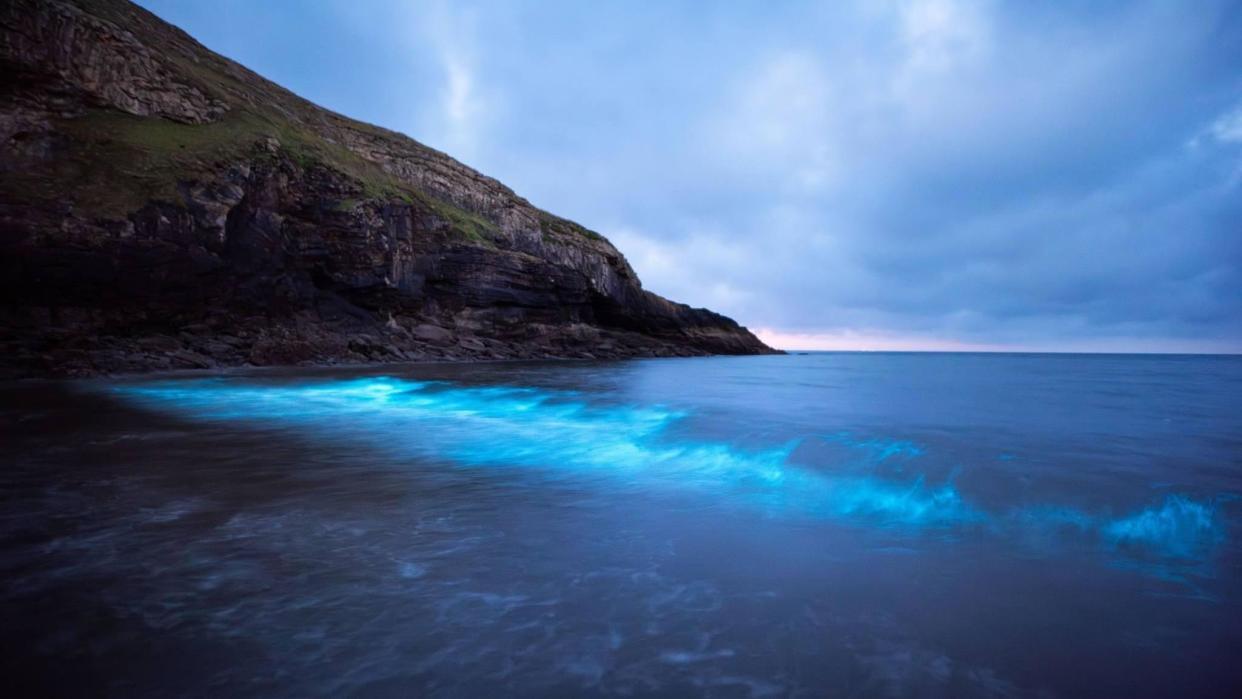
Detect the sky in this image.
<box><xmin>137</xmin><ymin>0</ymin><xmax>1242</xmax><ymax>352</ymax></box>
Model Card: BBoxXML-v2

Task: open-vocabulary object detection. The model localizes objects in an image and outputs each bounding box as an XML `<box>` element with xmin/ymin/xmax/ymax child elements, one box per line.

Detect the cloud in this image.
<box><xmin>704</xmin><ymin>51</ymin><xmax>838</xmax><ymax>193</ymax></box>
<box><xmin>420</xmin><ymin>2</ymin><xmax>491</xmax><ymax>161</ymax></box>
<box><xmin>1210</xmin><ymin>104</ymin><xmax>1242</xmax><ymax>144</ymax></box>
<box><xmin>897</xmin><ymin>0</ymin><xmax>991</xmax><ymax>76</ymax></box>
<box><xmin>139</xmin><ymin>0</ymin><xmax>1242</xmax><ymax>352</ymax></box>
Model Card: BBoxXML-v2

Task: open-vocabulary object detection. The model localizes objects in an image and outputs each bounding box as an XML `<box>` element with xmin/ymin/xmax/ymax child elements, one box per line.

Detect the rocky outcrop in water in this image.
<box><xmin>0</xmin><ymin>0</ymin><xmax>774</xmax><ymax>377</ymax></box>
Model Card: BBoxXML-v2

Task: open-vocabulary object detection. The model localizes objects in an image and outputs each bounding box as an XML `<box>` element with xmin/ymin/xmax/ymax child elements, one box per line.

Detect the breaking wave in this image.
<box><xmin>113</xmin><ymin>376</ymin><xmax>1224</xmax><ymax>563</ymax></box>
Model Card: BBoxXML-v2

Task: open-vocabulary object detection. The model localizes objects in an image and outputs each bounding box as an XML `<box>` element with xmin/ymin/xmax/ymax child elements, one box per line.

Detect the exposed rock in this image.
<box><xmin>0</xmin><ymin>0</ymin><xmax>226</xmax><ymax>123</ymax></box>
<box><xmin>0</xmin><ymin>0</ymin><xmax>777</xmax><ymax>378</ymax></box>
<box><xmin>458</xmin><ymin>337</ymin><xmax>486</xmax><ymax>353</ymax></box>
<box><xmin>412</xmin><ymin>324</ymin><xmax>454</xmax><ymax>346</ymax></box>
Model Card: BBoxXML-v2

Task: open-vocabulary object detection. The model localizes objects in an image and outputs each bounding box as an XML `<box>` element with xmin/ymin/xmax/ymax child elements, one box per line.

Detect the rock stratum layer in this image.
<box><xmin>0</xmin><ymin>0</ymin><xmax>774</xmax><ymax>377</ymax></box>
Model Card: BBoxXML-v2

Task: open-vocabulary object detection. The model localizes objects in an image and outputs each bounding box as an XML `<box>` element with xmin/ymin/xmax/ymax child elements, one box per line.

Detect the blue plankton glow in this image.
<box><xmin>113</xmin><ymin>377</ymin><xmax>1223</xmax><ymax>561</ymax></box>
<box><xmin>1103</xmin><ymin>495</ymin><xmax>1223</xmax><ymax>559</ymax></box>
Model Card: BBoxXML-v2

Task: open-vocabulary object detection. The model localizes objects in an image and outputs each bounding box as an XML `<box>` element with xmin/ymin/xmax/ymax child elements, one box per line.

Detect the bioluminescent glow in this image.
<box><xmin>823</xmin><ymin>432</ymin><xmax>926</xmax><ymax>463</ymax></box>
<box><xmin>112</xmin><ymin>377</ymin><xmax>1224</xmax><ymax>564</ymax></box>
<box><xmin>114</xmin><ymin>377</ymin><xmax>974</xmax><ymax>527</ymax></box>
<box><xmin>1104</xmin><ymin>496</ymin><xmax>1223</xmax><ymax>559</ymax></box>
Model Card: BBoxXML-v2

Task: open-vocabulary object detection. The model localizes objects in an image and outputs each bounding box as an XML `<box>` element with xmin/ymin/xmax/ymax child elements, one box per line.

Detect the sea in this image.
<box><xmin>2</xmin><ymin>352</ymin><xmax>1240</xmax><ymax>697</ymax></box>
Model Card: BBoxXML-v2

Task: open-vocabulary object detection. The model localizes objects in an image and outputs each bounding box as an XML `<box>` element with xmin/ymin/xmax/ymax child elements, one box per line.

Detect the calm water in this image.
<box><xmin>2</xmin><ymin>353</ymin><xmax>1241</xmax><ymax>697</ymax></box>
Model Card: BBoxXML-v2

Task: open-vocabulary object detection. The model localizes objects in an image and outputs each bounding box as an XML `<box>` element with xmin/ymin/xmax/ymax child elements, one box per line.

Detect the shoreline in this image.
<box><xmin>0</xmin><ymin>348</ymin><xmax>784</xmax><ymax>383</ymax></box>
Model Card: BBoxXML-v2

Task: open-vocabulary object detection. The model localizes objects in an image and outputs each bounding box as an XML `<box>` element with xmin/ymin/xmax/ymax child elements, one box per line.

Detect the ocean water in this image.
<box><xmin>2</xmin><ymin>353</ymin><xmax>1241</xmax><ymax>697</ymax></box>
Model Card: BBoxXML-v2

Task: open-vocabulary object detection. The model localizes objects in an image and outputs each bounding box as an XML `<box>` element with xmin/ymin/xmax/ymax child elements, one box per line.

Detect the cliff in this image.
<box><xmin>0</xmin><ymin>0</ymin><xmax>774</xmax><ymax>377</ymax></box>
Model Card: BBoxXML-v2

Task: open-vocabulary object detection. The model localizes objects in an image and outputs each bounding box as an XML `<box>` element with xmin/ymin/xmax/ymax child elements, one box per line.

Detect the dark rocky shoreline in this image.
<box><xmin>1</xmin><ymin>316</ymin><xmax>765</xmax><ymax>380</ymax></box>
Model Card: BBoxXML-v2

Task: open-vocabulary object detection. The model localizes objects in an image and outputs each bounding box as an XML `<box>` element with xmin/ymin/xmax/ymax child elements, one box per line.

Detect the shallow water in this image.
<box><xmin>2</xmin><ymin>353</ymin><xmax>1241</xmax><ymax>697</ymax></box>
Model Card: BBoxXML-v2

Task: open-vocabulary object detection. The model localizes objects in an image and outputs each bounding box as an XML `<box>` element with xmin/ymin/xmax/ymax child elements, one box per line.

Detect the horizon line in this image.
<box><xmin>766</xmin><ymin>348</ymin><xmax>1242</xmax><ymax>357</ymax></box>
<box><xmin>752</xmin><ymin>329</ymin><xmax>1240</xmax><ymax>356</ymax></box>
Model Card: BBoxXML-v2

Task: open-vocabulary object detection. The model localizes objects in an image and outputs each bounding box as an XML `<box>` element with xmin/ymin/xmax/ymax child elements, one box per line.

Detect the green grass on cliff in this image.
<box><xmin>538</xmin><ymin>212</ymin><xmax>604</xmax><ymax>241</ymax></box>
<box><xmin>50</xmin><ymin>109</ymin><xmax>257</xmax><ymax>215</ymax></box>
<box><xmin>411</xmin><ymin>190</ymin><xmax>496</xmax><ymax>243</ymax></box>
<box><xmin>33</xmin><ymin>108</ymin><xmax>495</xmax><ymax>244</ymax></box>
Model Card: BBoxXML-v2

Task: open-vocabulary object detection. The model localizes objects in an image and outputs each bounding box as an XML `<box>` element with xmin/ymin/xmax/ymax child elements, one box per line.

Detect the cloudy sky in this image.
<box><xmin>139</xmin><ymin>0</ymin><xmax>1241</xmax><ymax>352</ymax></box>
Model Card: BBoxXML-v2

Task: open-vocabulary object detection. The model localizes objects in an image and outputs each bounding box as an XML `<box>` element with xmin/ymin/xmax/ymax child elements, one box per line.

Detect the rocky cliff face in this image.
<box><xmin>0</xmin><ymin>0</ymin><xmax>774</xmax><ymax>377</ymax></box>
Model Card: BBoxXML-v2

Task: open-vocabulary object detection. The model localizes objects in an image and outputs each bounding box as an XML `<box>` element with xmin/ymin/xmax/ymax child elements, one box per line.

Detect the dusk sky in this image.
<box><xmin>138</xmin><ymin>0</ymin><xmax>1242</xmax><ymax>352</ymax></box>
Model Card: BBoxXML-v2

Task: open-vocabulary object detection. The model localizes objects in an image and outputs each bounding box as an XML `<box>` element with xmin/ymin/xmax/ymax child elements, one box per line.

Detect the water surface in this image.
<box><xmin>3</xmin><ymin>353</ymin><xmax>1241</xmax><ymax>697</ymax></box>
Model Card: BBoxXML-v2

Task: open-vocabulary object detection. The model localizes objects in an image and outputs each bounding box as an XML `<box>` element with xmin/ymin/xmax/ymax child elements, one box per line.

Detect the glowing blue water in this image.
<box><xmin>116</xmin><ymin>377</ymin><xmax>978</xmax><ymax>528</ymax></box>
<box><xmin>114</xmin><ymin>376</ymin><xmax>1223</xmax><ymax>561</ymax></box>
<box><xmin>3</xmin><ymin>353</ymin><xmax>1241</xmax><ymax>697</ymax></box>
